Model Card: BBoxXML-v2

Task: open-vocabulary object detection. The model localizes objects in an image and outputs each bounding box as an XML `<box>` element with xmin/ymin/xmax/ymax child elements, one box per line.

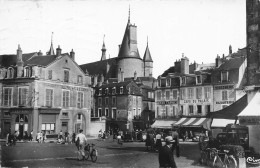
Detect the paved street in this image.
<box><xmin>1</xmin><ymin>138</ymin><xmax>208</xmax><ymax>168</ymax></box>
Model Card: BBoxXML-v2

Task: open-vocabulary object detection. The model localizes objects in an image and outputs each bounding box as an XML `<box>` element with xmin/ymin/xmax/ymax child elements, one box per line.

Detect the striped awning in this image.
<box><xmin>151</xmin><ymin>120</ymin><xmax>176</xmax><ymax>129</ymax></box>
<box><xmin>173</xmin><ymin>117</ymin><xmax>211</xmax><ymax>130</ymax></box>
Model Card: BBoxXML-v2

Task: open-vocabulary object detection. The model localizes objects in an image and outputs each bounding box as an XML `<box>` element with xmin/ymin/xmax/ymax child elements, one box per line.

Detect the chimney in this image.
<box><xmin>215</xmin><ymin>54</ymin><xmax>222</xmax><ymax>67</ymax></box>
<box><xmin>134</xmin><ymin>71</ymin><xmax>137</xmax><ymax>80</ymax></box>
<box><xmin>17</xmin><ymin>44</ymin><xmax>24</xmax><ymax>78</ymax></box>
<box><xmin>180</xmin><ymin>53</ymin><xmax>189</xmax><ymax>74</ymax></box>
<box><xmin>70</xmin><ymin>49</ymin><xmax>75</xmax><ymax>60</ymax></box>
<box><xmin>56</xmin><ymin>45</ymin><xmax>61</xmax><ymax>56</ymax></box>
<box><xmin>229</xmin><ymin>45</ymin><xmax>232</xmax><ymax>54</ymax></box>
<box><xmin>38</xmin><ymin>50</ymin><xmax>43</xmax><ymax>56</ymax></box>
<box><xmin>93</xmin><ymin>75</ymin><xmax>98</xmax><ymax>86</ymax></box>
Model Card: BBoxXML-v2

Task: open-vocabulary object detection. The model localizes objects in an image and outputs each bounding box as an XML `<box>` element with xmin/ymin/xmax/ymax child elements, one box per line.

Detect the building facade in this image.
<box><xmin>0</xmin><ymin>45</ymin><xmax>93</xmax><ymax>139</ymax></box>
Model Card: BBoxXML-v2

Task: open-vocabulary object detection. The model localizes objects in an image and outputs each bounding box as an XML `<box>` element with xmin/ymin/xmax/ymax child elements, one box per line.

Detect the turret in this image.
<box><xmin>181</xmin><ymin>53</ymin><xmax>189</xmax><ymax>74</ymax></box>
<box><xmin>143</xmin><ymin>37</ymin><xmax>153</xmax><ymax>77</ymax></box>
<box><xmin>101</xmin><ymin>35</ymin><xmax>106</xmax><ymax>61</ymax></box>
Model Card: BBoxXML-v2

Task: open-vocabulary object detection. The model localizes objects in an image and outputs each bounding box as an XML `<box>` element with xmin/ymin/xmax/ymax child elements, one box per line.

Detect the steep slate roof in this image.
<box><xmin>217</xmin><ymin>57</ymin><xmax>246</xmax><ymax>70</ymax></box>
<box><xmin>79</xmin><ymin>58</ymin><xmax>117</xmax><ymax>78</ymax></box>
<box><xmin>0</xmin><ymin>53</ymin><xmax>37</xmax><ymax>67</ymax></box>
<box><xmin>26</xmin><ymin>55</ymin><xmax>59</xmax><ymax>66</ymax></box>
<box><xmin>98</xmin><ymin>80</ymin><xmax>133</xmax><ymax>88</ymax></box>
<box><xmin>143</xmin><ymin>45</ymin><xmax>153</xmax><ymax>62</ymax></box>
<box><xmin>117</xmin><ymin>19</ymin><xmax>140</xmax><ymax>59</ymax></box>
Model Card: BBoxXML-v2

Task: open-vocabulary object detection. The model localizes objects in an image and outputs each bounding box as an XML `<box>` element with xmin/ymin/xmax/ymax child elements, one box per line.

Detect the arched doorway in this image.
<box><xmin>15</xmin><ymin>114</ymin><xmax>28</xmax><ymax>140</ymax></box>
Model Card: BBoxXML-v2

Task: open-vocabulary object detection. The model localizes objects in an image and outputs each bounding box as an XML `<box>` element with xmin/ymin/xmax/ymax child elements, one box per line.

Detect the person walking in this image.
<box><xmin>72</xmin><ymin>132</ymin><xmax>76</xmax><ymax>143</ymax></box>
<box><xmin>158</xmin><ymin>136</ymin><xmax>177</xmax><ymax>168</ymax></box>
<box><xmin>155</xmin><ymin>131</ymin><xmax>162</xmax><ymax>151</ymax></box>
<box><xmin>172</xmin><ymin>129</ymin><xmax>180</xmax><ymax>157</ymax></box>
<box><xmin>75</xmin><ymin>129</ymin><xmax>87</xmax><ymax>161</ymax></box>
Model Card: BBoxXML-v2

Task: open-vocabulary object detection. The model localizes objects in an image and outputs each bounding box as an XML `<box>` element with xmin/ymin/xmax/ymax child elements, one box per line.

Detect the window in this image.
<box><xmin>133</xmin><ymin>108</ymin><xmax>137</xmax><ymax>116</ymax></box>
<box><xmin>98</xmin><ymin>97</ymin><xmax>102</xmax><ymax>106</ymax></box>
<box><xmin>112</xmin><ymin>87</ymin><xmax>116</xmax><ymax>95</ymax></box>
<box><xmin>158</xmin><ymin>80</ymin><xmax>161</xmax><ymax>87</ymax></box>
<box><xmin>64</xmin><ymin>70</ymin><xmax>69</xmax><ymax>83</ymax></box>
<box><xmin>99</xmin><ymin>88</ymin><xmax>102</xmax><ymax>95</ymax></box>
<box><xmin>62</xmin><ymin>112</ymin><xmax>68</xmax><ymax>117</ymax></box>
<box><xmin>222</xmin><ymin>90</ymin><xmax>228</xmax><ymax>100</ymax></box>
<box><xmin>221</xmin><ymin>71</ymin><xmax>228</xmax><ymax>82</ymax></box>
<box><xmin>24</xmin><ymin>67</ymin><xmax>31</xmax><ymax>77</ymax></box>
<box><xmin>105</xmin><ymin>108</ymin><xmax>109</xmax><ymax>117</ymax></box>
<box><xmin>180</xmin><ymin>89</ymin><xmax>186</xmax><ymax>100</ymax></box>
<box><xmin>157</xmin><ymin>91</ymin><xmax>161</xmax><ymax>100</ymax></box>
<box><xmin>180</xmin><ymin>106</ymin><xmax>183</xmax><ymax>115</ymax></box>
<box><xmin>4</xmin><ymin>112</ymin><xmax>11</xmax><ymax>117</ymax></box>
<box><xmin>77</xmin><ymin>92</ymin><xmax>84</xmax><ymax>108</ymax></box>
<box><xmin>166</xmin><ymin>106</ymin><xmax>170</xmax><ymax>116</ymax></box>
<box><xmin>204</xmin><ymin>87</ymin><xmax>211</xmax><ymax>99</ymax></box>
<box><xmin>138</xmin><ymin>97</ymin><xmax>142</xmax><ymax>107</ymax></box>
<box><xmin>181</xmin><ymin>76</ymin><xmax>186</xmax><ymax>85</ymax></box>
<box><xmin>112</xmin><ymin>97</ymin><xmax>116</xmax><ymax>106</ymax></box>
<box><xmin>98</xmin><ymin>108</ymin><xmax>102</xmax><ymax>117</ymax></box>
<box><xmin>196</xmin><ymin>87</ymin><xmax>202</xmax><ymax>99</ymax></box>
<box><xmin>62</xmin><ymin>90</ymin><xmax>70</xmax><ymax>108</ymax></box>
<box><xmin>105</xmin><ymin>97</ymin><xmax>109</xmax><ymax>106</ymax></box>
<box><xmin>148</xmin><ymin>92</ymin><xmax>154</xmax><ymax>99</ymax></box>
<box><xmin>172</xmin><ymin>90</ymin><xmax>177</xmax><ymax>99</ymax></box>
<box><xmin>205</xmin><ymin>105</ymin><xmax>210</xmax><ymax>114</ymax></box>
<box><xmin>172</xmin><ymin>106</ymin><xmax>176</xmax><ymax>116</ymax></box>
<box><xmin>77</xmin><ymin>75</ymin><xmax>83</xmax><ymax>84</ymax></box>
<box><xmin>189</xmin><ymin>105</ymin><xmax>194</xmax><ymax>114</ymax></box>
<box><xmin>3</xmin><ymin>88</ymin><xmax>12</xmax><ymax>106</ymax></box>
<box><xmin>166</xmin><ymin>91</ymin><xmax>170</xmax><ymax>100</ymax></box>
<box><xmin>41</xmin><ymin>123</ymin><xmax>55</xmax><ymax>134</ymax></box>
<box><xmin>48</xmin><ymin>70</ymin><xmax>52</xmax><ymax>80</ymax></box>
<box><xmin>138</xmin><ymin>108</ymin><xmax>141</xmax><ymax>115</ymax></box>
<box><xmin>120</xmin><ymin>86</ymin><xmax>123</xmax><ymax>94</ymax></box>
<box><xmin>7</xmin><ymin>68</ymin><xmax>14</xmax><ymax>78</ymax></box>
<box><xmin>18</xmin><ymin>87</ymin><xmax>28</xmax><ymax>106</ymax></box>
<box><xmin>112</xmin><ymin>108</ymin><xmax>117</xmax><ymax>119</ymax></box>
<box><xmin>105</xmin><ymin>88</ymin><xmax>109</xmax><ymax>94</ymax></box>
<box><xmin>196</xmin><ymin>75</ymin><xmax>202</xmax><ymax>84</ymax></box>
<box><xmin>188</xmin><ymin>88</ymin><xmax>193</xmax><ymax>99</ymax></box>
<box><xmin>133</xmin><ymin>96</ymin><xmax>136</xmax><ymax>106</ymax></box>
<box><xmin>197</xmin><ymin>105</ymin><xmax>202</xmax><ymax>114</ymax></box>
<box><xmin>166</xmin><ymin>78</ymin><xmax>171</xmax><ymax>87</ymax></box>
<box><xmin>46</xmin><ymin>89</ymin><xmax>53</xmax><ymax>107</ymax></box>
<box><xmin>77</xmin><ymin>114</ymin><xmax>82</xmax><ymax>121</ymax></box>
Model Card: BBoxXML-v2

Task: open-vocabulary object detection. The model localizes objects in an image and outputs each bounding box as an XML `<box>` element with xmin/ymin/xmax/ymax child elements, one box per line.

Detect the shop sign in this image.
<box><xmin>11</xmin><ymin>109</ymin><xmax>31</xmax><ymax>114</ymax></box>
<box><xmin>157</xmin><ymin>101</ymin><xmax>177</xmax><ymax>105</ymax></box>
<box><xmin>216</xmin><ymin>101</ymin><xmax>234</xmax><ymax>104</ymax></box>
<box><xmin>246</xmin><ymin>156</ymin><xmax>260</xmax><ymax>165</ymax></box>
<box><xmin>239</xmin><ymin>117</ymin><xmax>260</xmax><ymax>125</ymax></box>
<box><xmin>180</xmin><ymin>99</ymin><xmax>210</xmax><ymax>104</ymax></box>
<box><xmin>214</xmin><ymin>85</ymin><xmax>234</xmax><ymax>90</ymax></box>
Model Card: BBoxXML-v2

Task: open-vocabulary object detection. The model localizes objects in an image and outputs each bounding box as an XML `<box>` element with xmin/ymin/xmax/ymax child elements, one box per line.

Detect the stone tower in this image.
<box><xmin>143</xmin><ymin>38</ymin><xmax>153</xmax><ymax>77</ymax></box>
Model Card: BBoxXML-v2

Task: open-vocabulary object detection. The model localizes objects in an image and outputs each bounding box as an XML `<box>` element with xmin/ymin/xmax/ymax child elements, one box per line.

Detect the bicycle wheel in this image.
<box><xmin>91</xmin><ymin>149</ymin><xmax>98</xmax><ymax>162</ymax></box>
<box><xmin>85</xmin><ymin>150</ymin><xmax>90</xmax><ymax>160</ymax></box>
<box><xmin>225</xmin><ymin>155</ymin><xmax>237</xmax><ymax>168</ymax></box>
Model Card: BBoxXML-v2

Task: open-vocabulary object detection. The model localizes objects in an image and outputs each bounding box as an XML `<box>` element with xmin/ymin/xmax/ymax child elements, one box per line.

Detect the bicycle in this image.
<box><xmin>211</xmin><ymin>148</ymin><xmax>238</xmax><ymax>168</ymax></box>
<box><xmin>84</xmin><ymin>143</ymin><xmax>98</xmax><ymax>162</ymax></box>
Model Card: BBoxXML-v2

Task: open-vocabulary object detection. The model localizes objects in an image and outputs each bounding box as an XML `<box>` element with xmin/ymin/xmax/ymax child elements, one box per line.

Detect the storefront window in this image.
<box><xmin>41</xmin><ymin>123</ymin><xmax>55</xmax><ymax>134</ymax></box>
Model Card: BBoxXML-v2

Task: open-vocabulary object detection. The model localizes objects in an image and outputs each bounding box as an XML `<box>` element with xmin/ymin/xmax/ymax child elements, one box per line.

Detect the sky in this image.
<box><xmin>0</xmin><ymin>0</ymin><xmax>246</xmax><ymax>78</ymax></box>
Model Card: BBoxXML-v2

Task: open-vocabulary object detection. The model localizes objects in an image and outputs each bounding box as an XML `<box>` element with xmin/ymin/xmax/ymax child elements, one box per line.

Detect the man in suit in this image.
<box><xmin>158</xmin><ymin>136</ymin><xmax>177</xmax><ymax>168</ymax></box>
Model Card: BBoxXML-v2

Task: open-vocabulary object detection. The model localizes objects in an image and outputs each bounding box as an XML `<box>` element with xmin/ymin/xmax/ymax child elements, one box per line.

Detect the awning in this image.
<box><xmin>206</xmin><ymin>94</ymin><xmax>247</xmax><ymax>120</ymax></box>
<box><xmin>238</xmin><ymin>91</ymin><xmax>260</xmax><ymax>125</ymax></box>
<box><xmin>211</xmin><ymin>119</ymin><xmax>236</xmax><ymax>127</ymax></box>
<box><xmin>173</xmin><ymin>117</ymin><xmax>211</xmax><ymax>130</ymax></box>
<box><xmin>151</xmin><ymin>120</ymin><xmax>176</xmax><ymax>129</ymax></box>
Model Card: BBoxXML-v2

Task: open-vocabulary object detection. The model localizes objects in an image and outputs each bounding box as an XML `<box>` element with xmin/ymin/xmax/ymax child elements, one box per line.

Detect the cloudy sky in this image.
<box><xmin>0</xmin><ymin>0</ymin><xmax>246</xmax><ymax>77</ymax></box>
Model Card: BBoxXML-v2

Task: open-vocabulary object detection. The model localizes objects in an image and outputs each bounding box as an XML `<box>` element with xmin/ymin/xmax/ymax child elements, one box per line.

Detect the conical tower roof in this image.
<box><xmin>47</xmin><ymin>32</ymin><xmax>55</xmax><ymax>55</ymax></box>
<box><xmin>143</xmin><ymin>41</ymin><xmax>153</xmax><ymax>62</ymax></box>
<box><xmin>117</xmin><ymin>8</ymin><xmax>141</xmax><ymax>59</ymax></box>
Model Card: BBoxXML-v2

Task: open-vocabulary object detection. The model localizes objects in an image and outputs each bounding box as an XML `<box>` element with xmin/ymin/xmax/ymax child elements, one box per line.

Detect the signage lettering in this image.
<box><xmin>157</xmin><ymin>101</ymin><xmax>178</xmax><ymax>105</ymax></box>
<box><xmin>239</xmin><ymin>117</ymin><xmax>260</xmax><ymax>125</ymax></box>
<box><xmin>216</xmin><ymin>101</ymin><xmax>234</xmax><ymax>104</ymax></box>
<box><xmin>180</xmin><ymin>99</ymin><xmax>210</xmax><ymax>104</ymax></box>
<box><xmin>214</xmin><ymin>85</ymin><xmax>234</xmax><ymax>90</ymax></box>
<box><xmin>45</xmin><ymin>83</ymin><xmax>88</xmax><ymax>91</ymax></box>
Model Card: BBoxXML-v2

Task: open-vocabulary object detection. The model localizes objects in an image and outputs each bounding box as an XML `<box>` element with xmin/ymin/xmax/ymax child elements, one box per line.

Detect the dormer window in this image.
<box><xmin>120</xmin><ymin>86</ymin><xmax>123</xmax><ymax>94</ymax></box>
<box><xmin>99</xmin><ymin>88</ymin><xmax>102</xmax><ymax>96</ymax></box>
<box><xmin>7</xmin><ymin>67</ymin><xmax>14</xmax><ymax>78</ymax></box>
<box><xmin>24</xmin><ymin>66</ymin><xmax>31</xmax><ymax>77</ymax></box>
<box><xmin>181</xmin><ymin>76</ymin><xmax>186</xmax><ymax>85</ymax></box>
<box><xmin>221</xmin><ymin>71</ymin><xmax>228</xmax><ymax>82</ymax></box>
<box><xmin>196</xmin><ymin>75</ymin><xmax>202</xmax><ymax>84</ymax></box>
<box><xmin>112</xmin><ymin>87</ymin><xmax>116</xmax><ymax>95</ymax></box>
<box><xmin>166</xmin><ymin>78</ymin><xmax>171</xmax><ymax>87</ymax></box>
<box><xmin>105</xmin><ymin>88</ymin><xmax>109</xmax><ymax>95</ymax></box>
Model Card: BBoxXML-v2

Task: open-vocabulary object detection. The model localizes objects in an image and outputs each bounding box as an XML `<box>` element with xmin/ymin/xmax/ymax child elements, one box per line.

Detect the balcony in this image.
<box><xmin>156</xmin><ymin>115</ymin><xmax>180</xmax><ymax>119</ymax></box>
